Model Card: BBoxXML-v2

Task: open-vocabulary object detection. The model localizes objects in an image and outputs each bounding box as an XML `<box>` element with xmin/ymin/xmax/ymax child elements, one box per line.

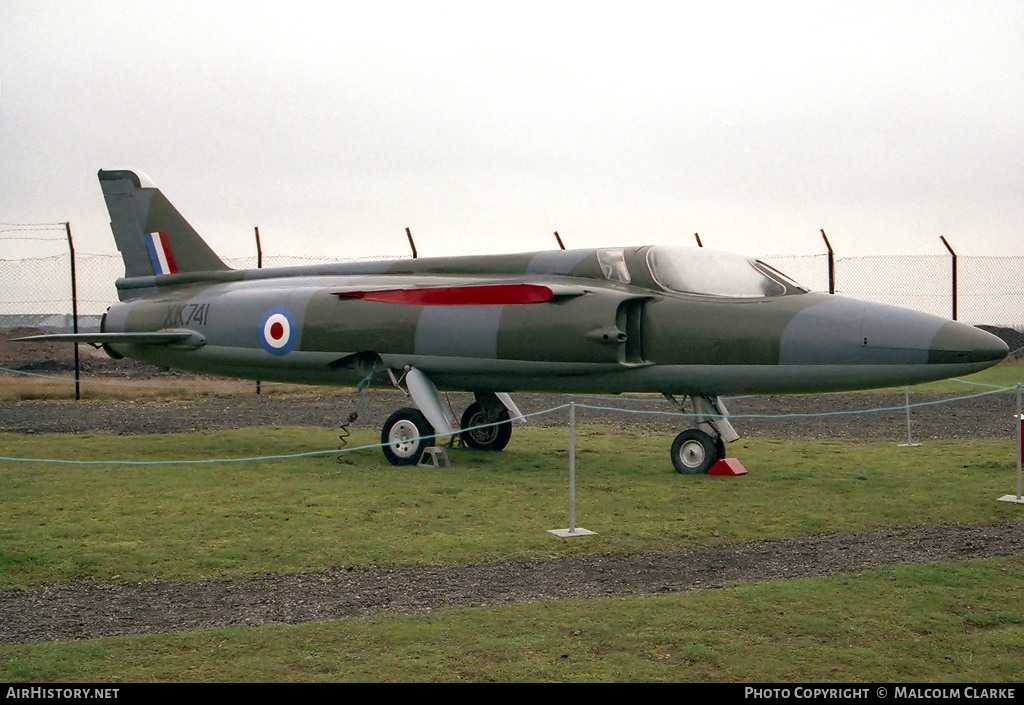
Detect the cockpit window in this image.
<box><xmin>646</xmin><ymin>246</ymin><xmax>808</xmax><ymax>298</ymax></box>
<box><xmin>597</xmin><ymin>248</ymin><xmax>631</xmax><ymax>284</ymax></box>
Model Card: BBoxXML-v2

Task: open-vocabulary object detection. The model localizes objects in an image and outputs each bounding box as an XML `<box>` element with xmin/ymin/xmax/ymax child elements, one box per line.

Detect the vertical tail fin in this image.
<box><xmin>98</xmin><ymin>169</ymin><xmax>230</xmax><ymax>278</ymax></box>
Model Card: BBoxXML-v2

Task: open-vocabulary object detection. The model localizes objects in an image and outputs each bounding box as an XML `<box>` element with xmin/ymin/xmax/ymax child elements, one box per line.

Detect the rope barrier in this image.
<box><xmin>0</xmin><ymin>404</ymin><xmax>571</xmax><ymax>466</ymax></box>
<box><xmin>572</xmin><ymin>386</ymin><xmax>1013</xmax><ymax>420</ymax></box>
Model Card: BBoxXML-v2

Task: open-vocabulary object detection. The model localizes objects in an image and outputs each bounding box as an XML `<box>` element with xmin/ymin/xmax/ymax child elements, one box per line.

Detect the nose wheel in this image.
<box><xmin>670</xmin><ymin>429</ymin><xmax>727</xmax><ymax>474</ymax></box>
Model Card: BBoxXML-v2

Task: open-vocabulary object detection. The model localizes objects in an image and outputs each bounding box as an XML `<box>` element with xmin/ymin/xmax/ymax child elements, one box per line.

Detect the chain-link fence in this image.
<box><xmin>762</xmin><ymin>253</ymin><xmax>1024</xmax><ymax>330</ymax></box>
<box><xmin>0</xmin><ymin>223</ymin><xmax>348</xmax><ymax>330</ymax></box>
<box><xmin>2</xmin><ymin>227</ymin><xmax>1021</xmax><ymax>331</ymax></box>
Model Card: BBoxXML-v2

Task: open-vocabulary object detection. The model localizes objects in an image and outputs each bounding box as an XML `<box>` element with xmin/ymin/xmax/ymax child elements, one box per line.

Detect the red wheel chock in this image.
<box><xmin>709</xmin><ymin>458</ymin><xmax>748</xmax><ymax>476</ymax></box>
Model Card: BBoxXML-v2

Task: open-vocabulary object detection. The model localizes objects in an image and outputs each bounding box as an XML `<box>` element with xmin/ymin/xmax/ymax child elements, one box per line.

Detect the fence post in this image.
<box><xmin>821</xmin><ymin>229</ymin><xmax>835</xmax><ymax>294</ymax></box>
<box><xmin>65</xmin><ymin>222</ymin><xmax>81</xmax><ymax>401</ymax></box>
<box><xmin>939</xmin><ymin>236</ymin><xmax>957</xmax><ymax>320</ymax></box>
<box><xmin>406</xmin><ymin>227</ymin><xmax>418</xmax><ymax>259</ymax></box>
<box><xmin>255</xmin><ymin>226</ymin><xmax>263</xmax><ymax>395</ymax></box>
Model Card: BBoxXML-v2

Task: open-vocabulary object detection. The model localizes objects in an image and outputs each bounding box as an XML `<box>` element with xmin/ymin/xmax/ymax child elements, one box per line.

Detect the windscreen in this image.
<box><xmin>597</xmin><ymin>248</ymin><xmax>631</xmax><ymax>283</ymax></box>
<box><xmin>646</xmin><ymin>246</ymin><xmax>807</xmax><ymax>298</ymax></box>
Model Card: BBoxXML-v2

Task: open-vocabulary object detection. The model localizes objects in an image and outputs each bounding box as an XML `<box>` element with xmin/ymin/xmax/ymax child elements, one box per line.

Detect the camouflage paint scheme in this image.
<box><xmin>18</xmin><ymin>170</ymin><xmax>1009</xmax><ymax>471</ymax></box>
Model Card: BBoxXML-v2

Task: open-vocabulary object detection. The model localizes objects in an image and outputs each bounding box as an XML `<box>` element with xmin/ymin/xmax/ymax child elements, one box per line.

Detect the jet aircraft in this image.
<box><xmin>18</xmin><ymin>170</ymin><xmax>1009</xmax><ymax>473</ymax></box>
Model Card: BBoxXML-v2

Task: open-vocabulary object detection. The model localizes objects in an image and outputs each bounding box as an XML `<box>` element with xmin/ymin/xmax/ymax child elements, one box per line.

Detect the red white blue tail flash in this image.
<box><xmin>145</xmin><ymin>231</ymin><xmax>178</xmax><ymax>275</ymax></box>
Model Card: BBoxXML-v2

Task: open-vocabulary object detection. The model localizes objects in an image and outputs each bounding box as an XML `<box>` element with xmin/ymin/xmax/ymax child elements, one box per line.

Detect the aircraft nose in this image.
<box><xmin>780</xmin><ymin>296</ymin><xmax>1009</xmax><ymax>371</ymax></box>
<box><xmin>928</xmin><ymin>321</ymin><xmax>1009</xmax><ymax>368</ymax></box>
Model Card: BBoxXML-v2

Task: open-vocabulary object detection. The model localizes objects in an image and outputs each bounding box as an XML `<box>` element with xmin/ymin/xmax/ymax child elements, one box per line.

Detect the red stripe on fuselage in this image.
<box><xmin>334</xmin><ymin>284</ymin><xmax>553</xmax><ymax>306</ymax></box>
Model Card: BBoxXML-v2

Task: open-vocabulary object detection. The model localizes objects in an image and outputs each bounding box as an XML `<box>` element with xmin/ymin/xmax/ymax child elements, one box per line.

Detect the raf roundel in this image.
<box><xmin>259</xmin><ymin>306</ymin><xmax>297</xmax><ymax>356</ymax></box>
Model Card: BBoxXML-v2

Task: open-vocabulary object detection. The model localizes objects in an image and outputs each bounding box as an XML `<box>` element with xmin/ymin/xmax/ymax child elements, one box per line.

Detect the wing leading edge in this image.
<box><xmin>12</xmin><ymin>330</ymin><xmax>205</xmax><ymax>349</ymax></box>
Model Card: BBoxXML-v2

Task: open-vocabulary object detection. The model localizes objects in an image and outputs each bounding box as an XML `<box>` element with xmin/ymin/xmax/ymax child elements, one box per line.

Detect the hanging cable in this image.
<box><xmin>338</xmin><ymin>361</ymin><xmax>380</xmax><ymax>458</ymax></box>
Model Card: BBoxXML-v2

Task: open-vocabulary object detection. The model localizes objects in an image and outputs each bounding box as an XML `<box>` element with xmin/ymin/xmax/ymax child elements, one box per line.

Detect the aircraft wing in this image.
<box><xmin>12</xmin><ymin>330</ymin><xmax>205</xmax><ymax>348</ymax></box>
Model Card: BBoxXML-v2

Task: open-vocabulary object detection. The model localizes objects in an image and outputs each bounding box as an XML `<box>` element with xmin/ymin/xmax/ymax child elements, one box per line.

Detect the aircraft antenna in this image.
<box><xmin>405</xmin><ymin>227</ymin><xmax>418</xmax><ymax>259</ymax></box>
<box><xmin>694</xmin><ymin>232</ymin><xmax>703</xmax><ymax>247</ymax></box>
<box><xmin>554</xmin><ymin>231</ymin><xmax>566</xmax><ymax>250</ymax></box>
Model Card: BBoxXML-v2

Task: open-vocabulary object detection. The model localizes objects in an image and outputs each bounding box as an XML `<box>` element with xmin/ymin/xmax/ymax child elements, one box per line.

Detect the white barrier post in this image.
<box><xmin>998</xmin><ymin>384</ymin><xmax>1023</xmax><ymax>505</ymax></box>
<box><xmin>570</xmin><ymin>402</ymin><xmax>576</xmax><ymax>531</ymax></box>
<box><xmin>898</xmin><ymin>387</ymin><xmax>921</xmax><ymax>447</ymax></box>
<box><xmin>548</xmin><ymin>402</ymin><xmax>595</xmax><ymax>537</ymax></box>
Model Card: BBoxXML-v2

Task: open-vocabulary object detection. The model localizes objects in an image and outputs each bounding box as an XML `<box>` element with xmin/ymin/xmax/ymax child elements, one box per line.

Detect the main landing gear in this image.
<box><xmin>665</xmin><ymin>394</ymin><xmax>738</xmax><ymax>474</ymax></box>
<box><xmin>379</xmin><ymin>366</ymin><xmax>520</xmax><ymax>465</ymax></box>
<box><xmin>379</xmin><ymin>397</ymin><xmax>516</xmax><ymax>466</ymax></box>
<box><xmin>374</xmin><ymin>365</ymin><xmax>739</xmax><ymax>475</ymax></box>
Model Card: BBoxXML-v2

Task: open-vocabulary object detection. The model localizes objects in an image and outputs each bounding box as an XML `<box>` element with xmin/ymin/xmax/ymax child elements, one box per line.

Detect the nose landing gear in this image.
<box><xmin>665</xmin><ymin>394</ymin><xmax>740</xmax><ymax>475</ymax></box>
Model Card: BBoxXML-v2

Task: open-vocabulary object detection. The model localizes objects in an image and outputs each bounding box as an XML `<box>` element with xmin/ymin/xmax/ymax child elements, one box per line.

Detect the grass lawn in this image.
<box><xmin>2</xmin><ymin>422</ymin><xmax>1022</xmax><ymax>682</ymax></box>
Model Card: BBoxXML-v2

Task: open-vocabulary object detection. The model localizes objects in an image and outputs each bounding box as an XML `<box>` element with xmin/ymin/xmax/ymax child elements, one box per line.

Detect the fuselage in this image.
<box><xmin>99</xmin><ymin>245</ymin><xmax>1008</xmax><ymax>396</ymax></box>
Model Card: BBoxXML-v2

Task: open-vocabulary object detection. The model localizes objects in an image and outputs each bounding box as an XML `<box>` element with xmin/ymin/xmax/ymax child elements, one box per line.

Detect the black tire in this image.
<box><xmin>670</xmin><ymin>429</ymin><xmax>719</xmax><ymax>474</ymax></box>
<box><xmin>459</xmin><ymin>402</ymin><xmax>512</xmax><ymax>451</ymax></box>
<box><xmin>381</xmin><ymin>408</ymin><xmax>435</xmax><ymax>466</ymax></box>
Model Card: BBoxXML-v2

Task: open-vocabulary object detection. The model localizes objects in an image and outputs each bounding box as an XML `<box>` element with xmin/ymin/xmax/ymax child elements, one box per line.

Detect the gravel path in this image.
<box><xmin>0</xmin><ymin>386</ymin><xmax>1017</xmax><ymax>440</ymax></box>
<box><xmin>2</xmin><ymin>521</ymin><xmax>1022</xmax><ymax>645</ymax></box>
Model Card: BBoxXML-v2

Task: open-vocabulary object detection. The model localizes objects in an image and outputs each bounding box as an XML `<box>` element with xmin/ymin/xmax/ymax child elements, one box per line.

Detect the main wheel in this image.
<box><xmin>381</xmin><ymin>408</ymin><xmax>436</xmax><ymax>466</ymax></box>
<box><xmin>670</xmin><ymin>429</ymin><xmax>719</xmax><ymax>474</ymax></box>
<box><xmin>459</xmin><ymin>402</ymin><xmax>512</xmax><ymax>451</ymax></box>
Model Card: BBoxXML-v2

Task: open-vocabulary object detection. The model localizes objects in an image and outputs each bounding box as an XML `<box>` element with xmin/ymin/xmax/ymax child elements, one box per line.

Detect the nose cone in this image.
<box><xmin>778</xmin><ymin>296</ymin><xmax>1010</xmax><ymax>390</ymax></box>
<box><xmin>928</xmin><ymin>322</ymin><xmax>1009</xmax><ymax>369</ymax></box>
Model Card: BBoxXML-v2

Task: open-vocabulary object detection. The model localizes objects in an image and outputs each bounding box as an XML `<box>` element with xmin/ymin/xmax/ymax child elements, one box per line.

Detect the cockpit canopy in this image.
<box><xmin>645</xmin><ymin>246</ymin><xmax>808</xmax><ymax>298</ymax></box>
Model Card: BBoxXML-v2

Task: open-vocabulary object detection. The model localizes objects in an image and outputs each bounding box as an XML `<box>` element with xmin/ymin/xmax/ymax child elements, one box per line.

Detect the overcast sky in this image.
<box><xmin>2</xmin><ymin>0</ymin><xmax>1022</xmax><ymax>264</ymax></box>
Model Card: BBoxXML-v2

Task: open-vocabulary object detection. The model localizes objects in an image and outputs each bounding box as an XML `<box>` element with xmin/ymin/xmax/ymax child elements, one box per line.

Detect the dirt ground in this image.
<box><xmin>1</xmin><ymin>329</ymin><xmax>1023</xmax><ymax>645</ymax></box>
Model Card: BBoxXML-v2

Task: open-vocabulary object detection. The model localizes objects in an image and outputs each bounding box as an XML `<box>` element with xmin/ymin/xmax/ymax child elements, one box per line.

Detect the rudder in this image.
<box><xmin>98</xmin><ymin>169</ymin><xmax>230</xmax><ymax>278</ymax></box>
